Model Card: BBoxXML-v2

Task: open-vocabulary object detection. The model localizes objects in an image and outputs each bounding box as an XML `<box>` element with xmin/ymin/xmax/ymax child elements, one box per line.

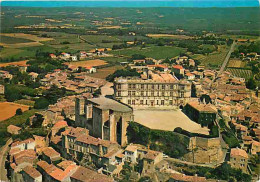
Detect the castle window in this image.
<box><xmin>118</xmin><ymin>84</ymin><xmax>121</xmax><ymax>89</ymax></box>
<box><xmin>132</xmin><ymin>91</ymin><xmax>136</xmax><ymax>96</ymax></box>
<box><xmin>146</xmin><ymin>100</ymin><xmax>148</xmax><ymax>105</ymax></box>
<box><xmin>181</xmin><ymin>92</ymin><xmax>184</xmax><ymax>97</ymax></box>
<box><xmin>170</xmin><ymin>92</ymin><xmax>173</xmax><ymax>96</ymax></box>
<box><xmin>133</xmin><ymin>84</ymin><xmax>136</xmax><ymax>89</ymax></box>
<box><xmin>152</xmin><ymin>85</ymin><xmax>154</xmax><ymax>89</ymax></box>
<box><xmin>170</xmin><ymin>85</ymin><xmax>173</xmax><ymax>89</ymax></box>
<box><xmin>141</xmin><ymin>84</ymin><xmax>144</xmax><ymax>89</ymax></box>
<box><xmin>161</xmin><ymin>100</ymin><xmax>164</xmax><ymax>105</ymax></box>
<box><xmin>169</xmin><ymin>100</ymin><xmax>173</xmax><ymax>105</ymax></box>
<box><xmin>128</xmin><ymin>91</ymin><xmax>131</xmax><ymax>96</ymax></box>
<box><xmin>157</xmin><ymin>100</ymin><xmax>159</xmax><ymax>105</ymax></box>
<box><xmin>162</xmin><ymin>92</ymin><xmax>164</xmax><ymax>96</ymax></box>
<box><xmin>141</xmin><ymin>91</ymin><xmax>144</xmax><ymax>96</ymax></box>
<box><xmin>140</xmin><ymin>100</ymin><xmax>143</xmax><ymax>105</ymax></box>
<box><xmin>128</xmin><ymin>100</ymin><xmax>131</xmax><ymax>105</ymax></box>
<box><xmin>118</xmin><ymin>91</ymin><xmax>121</xmax><ymax>96</ymax></box>
<box><xmin>162</xmin><ymin>85</ymin><xmax>165</xmax><ymax>89</ymax></box>
<box><xmin>129</xmin><ymin>84</ymin><xmax>132</xmax><ymax>89</ymax></box>
<box><xmin>132</xmin><ymin>100</ymin><xmax>135</xmax><ymax>105</ymax></box>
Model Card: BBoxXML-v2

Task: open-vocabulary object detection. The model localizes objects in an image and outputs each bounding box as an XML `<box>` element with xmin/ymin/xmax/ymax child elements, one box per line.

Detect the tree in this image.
<box><xmin>34</xmin><ymin>97</ymin><xmax>50</xmax><ymax>109</ymax></box>
<box><xmin>15</xmin><ymin>108</ymin><xmax>23</xmax><ymax>115</ymax></box>
<box><xmin>246</xmin><ymin>77</ymin><xmax>256</xmax><ymax>90</ymax></box>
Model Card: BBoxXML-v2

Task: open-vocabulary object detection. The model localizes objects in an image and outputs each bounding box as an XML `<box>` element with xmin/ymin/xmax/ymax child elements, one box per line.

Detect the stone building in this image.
<box><xmin>229</xmin><ymin>148</ymin><xmax>248</xmax><ymax>173</ymax></box>
<box><xmin>61</xmin><ymin>127</ymin><xmax>123</xmax><ymax>174</ymax></box>
<box><xmin>113</xmin><ymin>73</ymin><xmax>191</xmax><ymax>109</ymax></box>
<box><xmin>75</xmin><ymin>96</ymin><xmax>133</xmax><ymax>146</ymax></box>
<box><xmin>184</xmin><ymin>101</ymin><xmax>217</xmax><ymax>127</ymax></box>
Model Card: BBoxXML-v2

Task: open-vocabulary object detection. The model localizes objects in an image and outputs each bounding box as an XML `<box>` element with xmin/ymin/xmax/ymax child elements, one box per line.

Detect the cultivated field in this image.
<box><xmin>0</xmin><ymin>33</ymin><xmax>53</xmax><ymax>42</ymax></box>
<box><xmin>0</xmin><ymin>102</ymin><xmax>29</xmax><ymax>121</ymax></box>
<box><xmin>227</xmin><ymin>59</ymin><xmax>246</xmax><ymax>68</ymax></box>
<box><xmin>134</xmin><ymin>110</ymin><xmax>209</xmax><ymax>135</ymax></box>
<box><xmin>226</xmin><ymin>68</ymin><xmax>252</xmax><ymax>79</ymax></box>
<box><xmin>0</xmin><ymin>35</ymin><xmax>33</xmax><ymax>44</ymax></box>
<box><xmin>190</xmin><ymin>45</ymin><xmax>229</xmax><ymax>68</ymax></box>
<box><xmin>146</xmin><ymin>34</ymin><xmax>193</xmax><ymax>39</ymax></box>
<box><xmin>0</xmin><ymin>60</ymin><xmax>28</xmax><ymax>67</ymax></box>
<box><xmin>65</xmin><ymin>59</ymin><xmax>108</xmax><ymax>67</ymax></box>
<box><xmin>91</xmin><ymin>65</ymin><xmax>123</xmax><ymax>79</ymax></box>
<box><xmin>111</xmin><ymin>46</ymin><xmax>186</xmax><ymax>59</ymax></box>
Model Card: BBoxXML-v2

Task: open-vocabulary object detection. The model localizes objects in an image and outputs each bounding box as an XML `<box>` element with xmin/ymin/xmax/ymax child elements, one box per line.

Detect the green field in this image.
<box><xmin>0</xmin><ymin>35</ymin><xmax>34</xmax><ymax>44</ymax></box>
<box><xmin>226</xmin><ymin>68</ymin><xmax>252</xmax><ymax>79</ymax></box>
<box><xmin>189</xmin><ymin>45</ymin><xmax>229</xmax><ymax>68</ymax></box>
<box><xmin>111</xmin><ymin>45</ymin><xmax>186</xmax><ymax>59</ymax></box>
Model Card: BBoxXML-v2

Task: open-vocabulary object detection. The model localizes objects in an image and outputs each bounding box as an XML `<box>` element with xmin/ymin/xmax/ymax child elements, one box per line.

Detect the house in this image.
<box><xmin>251</xmin><ymin>140</ymin><xmax>260</xmax><ymax>155</ymax></box>
<box><xmin>84</xmin><ymin>66</ymin><xmax>96</xmax><ymax>73</ymax></box>
<box><xmin>41</xmin><ymin>147</ymin><xmax>61</xmax><ymax>164</ymax></box>
<box><xmin>184</xmin><ymin>101</ymin><xmax>217</xmax><ymax>127</ymax></box>
<box><xmin>142</xmin><ymin>150</ymin><xmax>163</xmax><ymax>176</ymax></box>
<box><xmin>49</xmin><ymin>53</ymin><xmax>57</xmax><ymax>59</ymax></box>
<box><xmin>51</xmin><ymin>120</ymin><xmax>68</xmax><ymax>136</ymax></box>
<box><xmin>229</xmin><ymin>148</ymin><xmax>248</xmax><ymax>173</ymax></box>
<box><xmin>21</xmin><ymin>166</ymin><xmax>42</xmax><ymax>182</ymax></box>
<box><xmin>7</xmin><ymin>125</ymin><xmax>22</xmax><ymax>135</ymax></box>
<box><xmin>185</xmin><ymin>73</ymin><xmax>195</xmax><ymax>81</ymax></box>
<box><xmin>124</xmin><ymin>145</ymin><xmax>138</xmax><ymax>163</ymax></box>
<box><xmin>60</xmin><ymin>52</ymin><xmax>71</xmax><ymax>60</ymax></box>
<box><xmin>71</xmin><ymin>55</ymin><xmax>78</xmax><ymax>61</ymax></box>
<box><xmin>70</xmin><ymin>166</ymin><xmax>113</xmax><ymax>182</ymax></box>
<box><xmin>0</xmin><ymin>84</ymin><xmax>4</xmax><ymax>94</ymax></box>
<box><xmin>172</xmin><ymin>65</ymin><xmax>184</xmax><ymax>76</ymax></box>
<box><xmin>169</xmin><ymin>173</ymin><xmax>207</xmax><ymax>182</ymax></box>
<box><xmin>11</xmin><ymin>138</ymin><xmax>35</xmax><ymax>151</ymax></box>
<box><xmin>28</xmin><ymin>72</ymin><xmax>39</xmax><ymax>82</ymax></box>
<box><xmin>197</xmin><ymin>65</ymin><xmax>205</xmax><ymax>71</ymax></box>
<box><xmin>0</xmin><ymin>70</ymin><xmax>13</xmax><ymax>80</ymax></box>
<box><xmin>189</xmin><ymin>59</ymin><xmax>196</xmax><ymax>67</ymax></box>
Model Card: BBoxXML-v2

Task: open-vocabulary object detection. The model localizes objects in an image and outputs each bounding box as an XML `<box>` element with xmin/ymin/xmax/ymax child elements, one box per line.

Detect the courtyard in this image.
<box><xmin>133</xmin><ymin>109</ymin><xmax>209</xmax><ymax>135</ymax></box>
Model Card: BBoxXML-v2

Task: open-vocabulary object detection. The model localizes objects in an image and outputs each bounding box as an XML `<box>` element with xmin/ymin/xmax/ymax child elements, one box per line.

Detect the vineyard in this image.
<box><xmin>226</xmin><ymin>68</ymin><xmax>252</xmax><ymax>79</ymax></box>
<box><xmin>227</xmin><ymin>59</ymin><xmax>246</xmax><ymax>68</ymax></box>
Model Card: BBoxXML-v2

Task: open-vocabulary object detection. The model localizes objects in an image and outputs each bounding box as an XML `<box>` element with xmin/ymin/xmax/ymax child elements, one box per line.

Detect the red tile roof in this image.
<box><xmin>230</xmin><ymin>148</ymin><xmax>248</xmax><ymax>159</ymax></box>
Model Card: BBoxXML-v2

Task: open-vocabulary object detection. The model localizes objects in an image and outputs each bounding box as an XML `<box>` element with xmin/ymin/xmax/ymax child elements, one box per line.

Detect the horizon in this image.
<box><xmin>1</xmin><ymin>0</ymin><xmax>260</xmax><ymax>7</ymax></box>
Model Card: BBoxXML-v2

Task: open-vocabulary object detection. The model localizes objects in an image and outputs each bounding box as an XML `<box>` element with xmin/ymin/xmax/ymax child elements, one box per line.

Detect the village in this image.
<box><xmin>0</xmin><ymin>38</ymin><xmax>259</xmax><ymax>182</ymax></box>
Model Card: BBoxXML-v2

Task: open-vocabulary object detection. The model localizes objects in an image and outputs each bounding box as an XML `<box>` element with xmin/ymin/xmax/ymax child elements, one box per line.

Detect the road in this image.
<box><xmin>219</xmin><ymin>41</ymin><xmax>236</xmax><ymax>73</ymax></box>
<box><xmin>0</xmin><ymin>138</ymin><xmax>12</xmax><ymax>182</ymax></box>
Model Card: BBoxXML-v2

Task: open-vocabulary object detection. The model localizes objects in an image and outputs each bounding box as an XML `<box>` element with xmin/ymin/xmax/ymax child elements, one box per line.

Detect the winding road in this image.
<box><xmin>0</xmin><ymin>138</ymin><xmax>12</xmax><ymax>182</ymax></box>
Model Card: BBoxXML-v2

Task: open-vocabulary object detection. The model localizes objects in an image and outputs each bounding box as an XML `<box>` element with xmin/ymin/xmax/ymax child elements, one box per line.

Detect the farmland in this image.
<box><xmin>146</xmin><ymin>34</ymin><xmax>193</xmax><ymax>39</ymax></box>
<box><xmin>111</xmin><ymin>46</ymin><xmax>186</xmax><ymax>59</ymax></box>
<box><xmin>0</xmin><ymin>102</ymin><xmax>30</xmax><ymax>122</ymax></box>
<box><xmin>91</xmin><ymin>65</ymin><xmax>123</xmax><ymax>79</ymax></box>
<box><xmin>189</xmin><ymin>45</ymin><xmax>229</xmax><ymax>68</ymax></box>
<box><xmin>0</xmin><ymin>35</ymin><xmax>33</xmax><ymax>44</ymax></box>
<box><xmin>64</xmin><ymin>59</ymin><xmax>108</xmax><ymax>68</ymax></box>
<box><xmin>0</xmin><ymin>60</ymin><xmax>28</xmax><ymax>67</ymax></box>
<box><xmin>226</xmin><ymin>68</ymin><xmax>252</xmax><ymax>79</ymax></box>
<box><xmin>227</xmin><ymin>59</ymin><xmax>246</xmax><ymax>68</ymax></box>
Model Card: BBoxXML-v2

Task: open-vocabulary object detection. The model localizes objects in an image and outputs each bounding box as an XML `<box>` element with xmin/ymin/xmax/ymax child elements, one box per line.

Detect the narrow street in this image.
<box><xmin>0</xmin><ymin>138</ymin><xmax>12</xmax><ymax>182</ymax></box>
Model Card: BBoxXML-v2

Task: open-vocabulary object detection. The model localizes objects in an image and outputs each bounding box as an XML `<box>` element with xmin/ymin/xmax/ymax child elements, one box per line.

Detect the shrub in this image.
<box><xmin>15</xmin><ymin>108</ymin><xmax>23</xmax><ymax>115</ymax></box>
